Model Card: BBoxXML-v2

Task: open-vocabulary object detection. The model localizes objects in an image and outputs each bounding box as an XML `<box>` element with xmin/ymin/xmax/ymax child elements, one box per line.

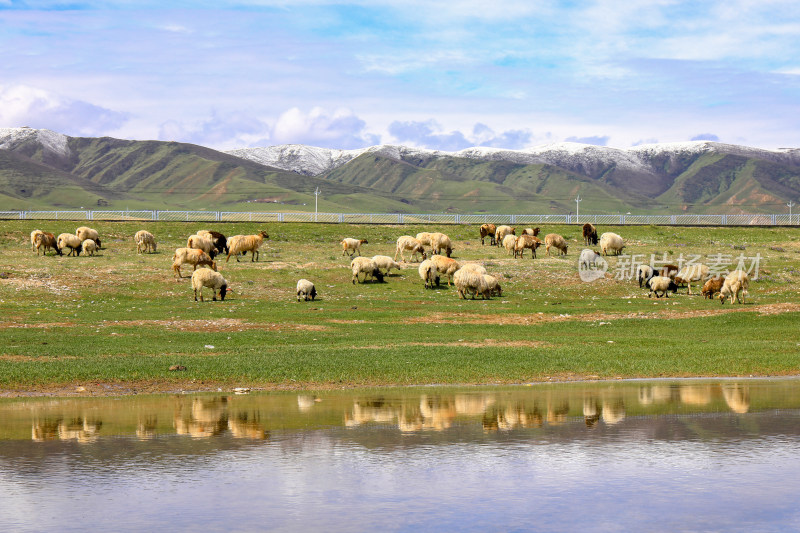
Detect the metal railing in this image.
<box><xmin>0</xmin><ymin>210</ymin><xmax>797</xmax><ymax>226</ymax></box>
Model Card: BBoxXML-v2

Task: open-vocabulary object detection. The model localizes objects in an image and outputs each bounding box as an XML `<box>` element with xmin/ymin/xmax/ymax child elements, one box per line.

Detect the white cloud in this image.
<box><xmin>271</xmin><ymin>107</ymin><xmax>379</xmax><ymax>149</ymax></box>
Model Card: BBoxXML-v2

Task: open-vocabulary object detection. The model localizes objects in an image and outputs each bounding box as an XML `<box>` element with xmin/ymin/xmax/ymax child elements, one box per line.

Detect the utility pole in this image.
<box><xmin>575</xmin><ymin>195</ymin><xmax>582</xmax><ymax>224</ymax></box>
<box><xmin>314</xmin><ymin>187</ymin><xmax>321</xmax><ymax>222</ymax></box>
<box><xmin>788</xmin><ymin>201</ymin><xmax>795</xmax><ymax>225</ymax></box>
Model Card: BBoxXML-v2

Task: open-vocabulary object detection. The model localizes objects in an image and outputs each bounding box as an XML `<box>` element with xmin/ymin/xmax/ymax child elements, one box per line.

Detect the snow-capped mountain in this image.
<box><xmin>0</xmin><ymin>127</ymin><xmax>71</xmax><ymax>159</ymax></box>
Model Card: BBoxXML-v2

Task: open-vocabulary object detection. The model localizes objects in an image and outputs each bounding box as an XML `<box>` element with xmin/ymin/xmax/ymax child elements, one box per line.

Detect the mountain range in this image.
<box><xmin>2</xmin><ymin>126</ymin><xmax>799</xmax><ymax>214</ymax></box>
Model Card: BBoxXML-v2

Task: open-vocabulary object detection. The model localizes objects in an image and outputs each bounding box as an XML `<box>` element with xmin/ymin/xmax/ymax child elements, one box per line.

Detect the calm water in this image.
<box><xmin>2</xmin><ymin>379</ymin><xmax>800</xmax><ymax>532</ymax></box>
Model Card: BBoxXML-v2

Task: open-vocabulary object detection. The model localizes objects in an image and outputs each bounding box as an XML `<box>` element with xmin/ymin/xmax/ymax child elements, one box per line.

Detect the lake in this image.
<box><xmin>1</xmin><ymin>379</ymin><xmax>800</xmax><ymax>532</ymax></box>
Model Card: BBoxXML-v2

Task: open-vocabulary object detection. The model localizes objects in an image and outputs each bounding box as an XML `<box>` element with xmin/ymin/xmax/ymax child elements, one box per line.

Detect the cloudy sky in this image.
<box><xmin>2</xmin><ymin>0</ymin><xmax>800</xmax><ymax>151</ymax></box>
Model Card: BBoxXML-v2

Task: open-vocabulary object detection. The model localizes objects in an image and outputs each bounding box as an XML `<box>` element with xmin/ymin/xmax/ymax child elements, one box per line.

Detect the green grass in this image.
<box><xmin>1</xmin><ymin>221</ymin><xmax>800</xmax><ymax>393</ymax></box>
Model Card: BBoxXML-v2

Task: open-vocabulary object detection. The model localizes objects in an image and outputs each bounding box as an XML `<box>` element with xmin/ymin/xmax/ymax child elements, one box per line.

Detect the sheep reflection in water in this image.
<box><xmin>172</xmin><ymin>397</ymin><xmax>268</xmax><ymax>439</ymax></box>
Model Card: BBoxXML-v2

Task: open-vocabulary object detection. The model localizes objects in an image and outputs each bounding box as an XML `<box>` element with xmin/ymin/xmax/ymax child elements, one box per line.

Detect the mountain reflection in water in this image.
<box><xmin>1</xmin><ymin>379</ymin><xmax>799</xmax><ymax>532</ymax></box>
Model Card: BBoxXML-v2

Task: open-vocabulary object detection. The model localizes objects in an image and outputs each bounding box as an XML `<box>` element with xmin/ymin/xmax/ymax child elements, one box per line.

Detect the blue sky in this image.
<box><xmin>2</xmin><ymin>0</ymin><xmax>800</xmax><ymax>150</ymax></box>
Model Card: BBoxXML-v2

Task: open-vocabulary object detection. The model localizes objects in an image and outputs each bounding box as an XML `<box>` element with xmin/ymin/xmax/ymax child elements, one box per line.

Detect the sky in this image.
<box><xmin>2</xmin><ymin>0</ymin><xmax>800</xmax><ymax>152</ymax></box>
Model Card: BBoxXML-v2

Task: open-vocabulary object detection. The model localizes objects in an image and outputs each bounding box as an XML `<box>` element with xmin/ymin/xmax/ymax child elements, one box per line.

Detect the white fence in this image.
<box><xmin>0</xmin><ymin>210</ymin><xmax>798</xmax><ymax>226</ymax></box>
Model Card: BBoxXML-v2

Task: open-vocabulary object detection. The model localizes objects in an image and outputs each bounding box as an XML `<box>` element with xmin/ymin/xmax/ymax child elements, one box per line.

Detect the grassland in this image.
<box><xmin>1</xmin><ymin>221</ymin><xmax>799</xmax><ymax>396</ymax></box>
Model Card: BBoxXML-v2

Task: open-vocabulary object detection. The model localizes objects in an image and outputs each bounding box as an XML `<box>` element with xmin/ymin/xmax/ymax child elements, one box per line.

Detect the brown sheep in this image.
<box><xmin>172</xmin><ymin>248</ymin><xmax>217</xmax><ymax>278</ymax></box>
<box><xmin>701</xmin><ymin>276</ymin><xmax>726</xmax><ymax>299</ymax></box>
<box><xmin>514</xmin><ymin>234</ymin><xmax>542</xmax><ymax>258</ymax></box>
<box><xmin>582</xmin><ymin>223</ymin><xmax>598</xmax><ymax>245</ymax></box>
<box><xmin>544</xmin><ymin>233</ymin><xmax>568</xmax><ymax>256</ymax></box>
<box><xmin>479</xmin><ymin>224</ymin><xmax>497</xmax><ymax>246</ymax></box>
<box><xmin>226</xmin><ymin>230</ymin><xmax>269</xmax><ymax>262</ymax></box>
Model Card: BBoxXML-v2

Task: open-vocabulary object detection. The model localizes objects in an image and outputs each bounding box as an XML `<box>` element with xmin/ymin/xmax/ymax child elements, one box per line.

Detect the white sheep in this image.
<box><xmin>579</xmin><ymin>249</ymin><xmax>603</xmax><ymax>270</ymax></box>
<box><xmin>544</xmin><ymin>233</ymin><xmax>568</xmax><ymax>256</ymax></box>
<box><xmin>296</xmin><ymin>279</ymin><xmax>317</xmax><ymax>301</ymax></box>
<box><xmin>187</xmin><ymin>234</ymin><xmax>219</xmax><ymax>258</ymax></box>
<box><xmin>57</xmin><ymin>233</ymin><xmax>83</xmax><ymax>256</ymax></box>
<box><xmin>134</xmin><ymin>230</ymin><xmax>157</xmax><ymax>254</ymax></box>
<box><xmin>415</xmin><ymin>232</ymin><xmax>434</xmax><ymax>247</ymax></box>
<box><xmin>81</xmin><ymin>239</ymin><xmax>97</xmax><ymax>256</ymax></box>
<box><xmin>430</xmin><ymin>255</ymin><xmax>460</xmax><ymax>286</ymax></box>
<box><xmin>674</xmin><ymin>263</ymin><xmax>709</xmax><ymax>295</ymax></box>
<box><xmin>226</xmin><ymin>230</ymin><xmax>269</xmax><ymax>262</ymax></box>
<box><xmin>418</xmin><ymin>259</ymin><xmax>439</xmax><ymax>289</ymax></box>
<box><xmin>636</xmin><ymin>264</ymin><xmax>654</xmax><ymax>288</ymax></box>
<box><xmin>172</xmin><ymin>248</ymin><xmax>217</xmax><ymax>278</ymax></box>
<box><xmin>483</xmin><ymin>274</ymin><xmax>502</xmax><ymax>297</ymax></box>
<box><xmin>395</xmin><ymin>236</ymin><xmax>427</xmax><ymax>262</ymax></box>
<box><xmin>458</xmin><ymin>262</ymin><xmax>487</xmax><ymax>275</ymax></box>
<box><xmin>341</xmin><ymin>237</ymin><xmax>368</xmax><ymax>257</ymax></box>
<box><xmin>719</xmin><ymin>269</ymin><xmax>749</xmax><ymax>305</ymax></box>
<box><xmin>351</xmin><ymin>257</ymin><xmax>385</xmax><ymax>284</ymax></box>
<box><xmin>371</xmin><ymin>255</ymin><xmax>402</xmax><ymax>275</ymax></box>
<box><xmin>647</xmin><ymin>275</ymin><xmax>678</xmax><ymax>298</ymax></box>
<box><xmin>599</xmin><ymin>232</ymin><xmax>626</xmax><ymax>256</ymax></box>
<box><xmin>454</xmin><ymin>269</ymin><xmax>490</xmax><ymax>299</ymax></box>
<box><xmin>429</xmin><ymin>232</ymin><xmax>453</xmax><ymax>257</ymax></box>
<box><xmin>191</xmin><ymin>268</ymin><xmax>229</xmax><ymax>301</ymax></box>
<box><xmin>495</xmin><ymin>226</ymin><xmax>515</xmax><ymax>247</ymax></box>
<box><xmin>76</xmin><ymin>226</ymin><xmax>101</xmax><ymax>248</ymax></box>
<box><xmin>502</xmin><ymin>234</ymin><xmax>518</xmax><ymax>256</ymax></box>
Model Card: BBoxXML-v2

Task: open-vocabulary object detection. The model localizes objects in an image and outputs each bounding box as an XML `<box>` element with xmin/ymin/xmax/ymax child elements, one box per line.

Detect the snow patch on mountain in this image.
<box><xmin>0</xmin><ymin>127</ymin><xmax>70</xmax><ymax>158</ymax></box>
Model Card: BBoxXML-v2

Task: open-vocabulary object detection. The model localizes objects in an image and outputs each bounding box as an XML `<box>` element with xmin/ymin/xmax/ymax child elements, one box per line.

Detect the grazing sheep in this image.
<box><xmin>429</xmin><ymin>232</ymin><xmax>453</xmax><ymax>257</ymax></box>
<box><xmin>351</xmin><ymin>257</ymin><xmax>385</xmax><ymax>284</ymax></box>
<box><xmin>172</xmin><ymin>248</ymin><xmax>217</xmax><ymax>278</ymax></box>
<box><xmin>719</xmin><ymin>270</ymin><xmax>749</xmax><ymax>305</ymax></box>
<box><xmin>636</xmin><ymin>265</ymin><xmax>654</xmax><ymax>288</ymax></box>
<box><xmin>81</xmin><ymin>239</ymin><xmax>97</xmax><ymax>256</ymax></box>
<box><xmin>458</xmin><ymin>262</ymin><xmax>487</xmax><ymax>275</ymax></box>
<box><xmin>191</xmin><ymin>268</ymin><xmax>228</xmax><ymax>302</ymax></box>
<box><xmin>479</xmin><ymin>224</ymin><xmax>497</xmax><ymax>246</ymax></box>
<box><xmin>647</xmin><ymin>275</ymin><xmax>678</xmax><ymax>298</ymax></box>
<box><xmin>582</xmin><ymin>223</ymin><xmax>598</xmax><ymax>245</ymax></box>
<box><xmin>30</xmin><ymin>230</ymin><xmax>44</xmax><ymax>252</ymax></box>
<box><xmin>701</xmin><ymin>276</ymin><xmax>726</xmax><ymax>299</ymax></box>
<box><xmin>76</xmin><ymin>227</ymin><xmax>101</xmax><ymax>249</ymax></box>
<box><xmin>522</xmin><ymin>227</ymin><xmax>540</xmax><ymax>236</ymax></box>
<box><xmin>57</xmin><ymin>233</ymin><xmax>83</xmax><ymax>256</ymax></box>
<box><xmin>296</xmin><ymin>279</ymin><xmax>317</xmax><ymax>301</ymax></box>
<box><xmin>134</xmin><ymin>230</ymin><xmax>157</xmax><ymax>254</ymax></box>
<box><xmin>418</xmin><ymin>259</ymin><xmax>439</xmax><ymax>289</ymax></box>
<box><xmin>341</xmin><ymin>237</ymin><xmax>368</xmax><ymax>257</ymax></box>
<box><xmin>371</xmin><ymin>255</ymin><xmax>402</xmax><ymax>275</ymax></box>
<box><xmin>454</xmin><ymin>269</ymin><xmax>490</xmax><ymax>300</ymax></box>
<box><xmin>415</xmin><ymin>232</ymin><xmax>434</xmax><ymax>247</ymax></box>
<box><xmin>34</xmin><ymin>231</ymin><xmax>60</xmax><ymax>256</ymax></box>
<box><xmin>599</xmin><ymin>232</ymin><xmax>625</xmax><ymax>256</ymax></box>
<box><xmin>226</xmin><ymin>230</ymin><xmax>269</xmax><ymax>262</ymax></box>
<box><xmin>514</xmin><ymin>234</ymin><xmax>542</xmax><ymax>258</ymax></box>
<box><xmin>495</xmin><ymin>226</ymin><xmax>515</xmax><ymax>247</ymax></box>
<box><xmin>187</xmin><ymin>234</ymin><xmax>219</xmax><ymax>258</ymax></box>
<box><xmin>483</xmin><ymin>274</ymin><xmax>502</xmax><ymax>297</ymax></box>
<box><xmin>197</xmin><ymin>230</ymin><xmax>229</xmax><ymax>255</ymax></box>
<box><xmin>502</xmin><ymin>234</ymin><xmax>518</xmax><ymax>256</ymax></box>
<box><xmin>579</xmin><ymin>249</ymin><xmax>602</xmax><ymax>269</ymax></box>
<box><xmin>395</xmin><ymin>236</ymin><xmax>427</xmax><ymax>262</ymax></box>
<box><xmin>430</xmin><ymin>255</ymin><xmax>460</xmax><ymax>286</ymax></box>
<box><xmin>544</xmin><ymin>233</ymin><xmax>568</xmax><ymax>256</ymax></box>
<box><xmin>674</xmin><ymin>264</ymin><xmax>709</xmax><ymax>295</ymax></box>
<box><xmin>660</xmin><ymin>264</ymin><xmax>680</xmax><ymax>279</ymax></box>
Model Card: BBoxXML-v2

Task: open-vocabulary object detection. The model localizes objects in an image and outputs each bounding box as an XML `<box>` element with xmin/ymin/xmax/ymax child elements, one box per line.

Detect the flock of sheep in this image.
<box><xmin>27</xmin><ymin>221</ymin><xmax>750</xmax><ymax>305</ymax></box>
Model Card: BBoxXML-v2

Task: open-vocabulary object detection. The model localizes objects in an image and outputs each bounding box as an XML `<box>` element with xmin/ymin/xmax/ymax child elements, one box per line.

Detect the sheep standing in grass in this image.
<box><xmin>172</xmin><ymin>248</ymin><xmax>217</xmax><ymax>278</ymax></box>
<box><xmin>418</xmin><ymin>259</ymin><xmax>439</xmax><ymax>289</ymax></box>
<box><xmin>701</xmin><ymin>276</ymin><xmax>726</xmax><ymax>299</ymax></box>
<box><xmin>454</xmin><ymin>269</ymin><xmax>490</xmax><ymax>299</ymax></box>
<box><xmin>351</xmin><ymin>257</ymin><xmax>385</xmax><ymax>284</ymax></box>
<box><xmin>674</xmin><ymin>264</ymin><xmax>709</xmax><ymax>295</ymax></box>
<box><xmin>483</xmin><ymin>274</ymin><xmax>502</xmax><ymax>297</ymax></box>
<box><xmin>479</xmin><ymin>224</ymin><xmax>497</xmax><ymax>246</ymax></box>
<box><xmin>599</xmin><ymin>232</ymin><xmax>625</xmax><ymax>256</ymax></box>
<box><xmin>135</xmin><ymin>230</ymin><xmax>157</xmax><ymax>254</ymax></box>
<box><xmin>191</xmin><ymin>269</ymin><xmax>228</xmax><ymax>301</ymax></box>
<box><xmin>371</xmin><ymin>255</ymin><xmax>402</xmax><ymax>275</ymax></box>
<box><xmin>76</xmin><ymin>227</ymin><xmax>101</xmax><ymax>249</ymax></box>
<box><xmin>57</xmin><ymin>233</ymin><xmax>83</xmax><ymax>256</ymax></box>
<box><xmin>341</xmin><ymin>238</ymin><xmax>368</xmax><ymax>257</ymax></box>
<box><xmin>660</xmin><ymin>264</ymin><xmax>680</xmax><ymax>279</ymax></box>
<box><xmin>296</xmin><ymin>279</ymin><xmax>317</xmax><ymax>301</ymax></box>
<box><xmin>514</xmin><ymin>234</ymin><xmax>541</xmax><ymax>258</ymax></box>
<box><xmin>647</xmin><ymin>276</ymin><xmax>678</xmax><ymax>298</ymax></box>
<box><xmin>637</xmin><ymin>265</ymin><xmax>654</xmax><ymax>288</ymax></box>
<box><xmin>522</xmin><ymin>227</ymin><xmax>540</xmax><ymax>236</ymax></box>
<box><xmin>583</xmin><ymin>223</ymin><xmax>598</xmax><ymax>245</ymax></box>
<box><xmin>415</xmin><ymin>232</ymin><xmax>434</xmax><ymax>248</ymax></box>
<box><xmin>458</xmin><ymin>263</ymin><xmax>487</xmax><ymax>275</ymax></box>
<box><xmin>34</xmin><ymin>231</ymin><xmax>60</xmax><ymax>256</ymax></box>
<box><xmin>31</xmin><ymin>230</ymin><xmax>44</xmax><ymax>252</ymax></box>
<box><xmin>197</xmin><ymin>230</ymin><xmax>229</xmax><ymax>255</ymax></box>
<box><xmin>226</xmin><ymin>230</ymin><xmax>269</xmax><ymax>262</ymax></box>
<box><xmin>544</xmin><ymin>233</ymin><xmax>568</xmax><ymax>256</ymax></box>
<box><xmin>395</xmin><ymin>236</ymin><xmax>427</xmax><ymax>262</ymax></box>
<box><xmin>495</xmin><ymin>226</ymin><xmax>515</xmax><ymax>247</ymax></box>
<box><xmin>579</xmin><ymin>249</ymin><xmax>602</xmax><ymax>270</ymax></box>
<box><xmin>187</xmin><ymin>234</ymin><xmax>219</xmax><ymax>258</ymax></box>
<box><xmin>81</xmin><ymin>239</ymin><xmax>97</xmax><ymax>256</ymax></box>
<box><xmin>429</xmin><ymin>232</ymin><xmax>454</xmax><ymax>257</ymax></box>
<box><xmin>719</xmin><ymin>270</ymin><xmax>749</xmax><ymax>304</ymax></box>
<box><xmin>502</xmin><ymin>234</ymin><xmax>518</xmax><ymax>256</ymax></box>
<box><xmin>430</xmin><ymin>255</ymin><xmax>460</xmax><ymax>286</ymax></box>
